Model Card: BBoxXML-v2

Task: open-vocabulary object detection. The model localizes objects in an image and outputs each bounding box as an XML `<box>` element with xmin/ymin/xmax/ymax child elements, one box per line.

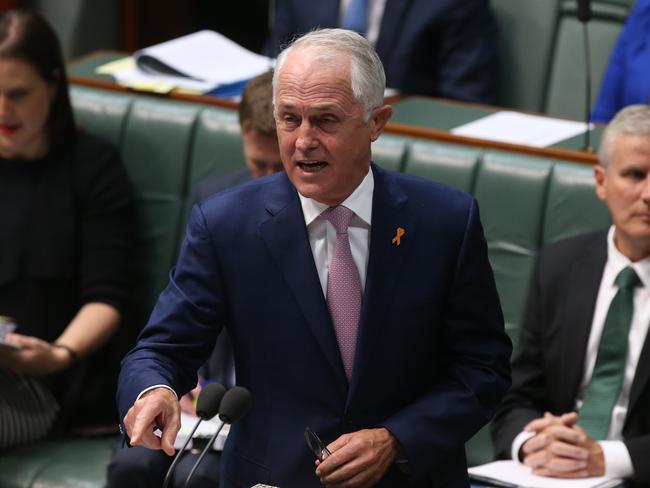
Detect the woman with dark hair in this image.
<box><xmin>0</xmin><ymin>9</ymin><xmax>133</xmax><ymax>449</ymax></box>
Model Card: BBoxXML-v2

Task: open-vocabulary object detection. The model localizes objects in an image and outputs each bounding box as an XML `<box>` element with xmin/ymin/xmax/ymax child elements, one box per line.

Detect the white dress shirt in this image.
<box><xmin>512</xmin><ymin>226</ymin><xmax>650</xmax><ymax>478</ymax></box>
<box><xmin>339</xmin><ymin>0</ymin><xmax>388</xmax><ymax>45</ymax></box>
<box><xmin>298</xmin><ymin>169</ymin><xmax>374</xmax><ymax>297</ymax></box>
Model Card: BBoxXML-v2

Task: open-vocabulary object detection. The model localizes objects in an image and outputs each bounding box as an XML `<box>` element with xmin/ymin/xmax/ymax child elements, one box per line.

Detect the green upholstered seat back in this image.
<box><xmin>543</xmin><ymin>162</ymin><xmax>611</xmax><ymax>243</ymax></box>
<box><xmin>180</xmin><ymin>106</ymin><xmax>245</xmax><ymax>233</ymax></box>
<box><xmin>371</xmin><ymin>134</ymin><xmax>409</xmax><ymax>172</ymax></box>
<box><xmin>70</xmin><ymin>85</ymin><xmax>132</xmax><ymax>147</ymax></box>
<box><xmin>475</xmin><ymin>152</ymin><xmax>553</xmax><ymax>343</ymax></box>
<box><xmin>404</xmin><ymin>140</ymin><xmax>481</xmax><ymax>193</ymax></box>
<box><xmin>544</xmin><ymin>1</ymin><xmax>629</xmax><ymax>118</ymax></box>
<box><xmin>120</xmin><ymin>99</ymin><xmax>200</xmax><ymax>318</ymax></box>
<box><xmin>188</xmin><ymin>107</ymin><xmax>245</xmax><ymax>194</ymax></box>
<box><xmin>492</xmin><ymin>0</ymin><xmax>561</xmax><ymax>112</ymax></box>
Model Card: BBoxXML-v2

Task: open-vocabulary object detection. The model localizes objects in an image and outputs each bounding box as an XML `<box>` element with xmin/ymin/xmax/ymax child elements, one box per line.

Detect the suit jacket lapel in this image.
<box><xmin>561</xmin><ymin>234</ymin><xmax>607</xmax><ymax>407</ymax></box>
<box><xmin>375</xmin><ymin>0</ymin><xmax>413</xmax><ymax>65</ymax></box>
<box><xmin>258</xmin><ymin>177</ymin><xmax>347</xmax><ymax>385</ymax></box>
<box><xmin>348</xmin><ymin>165</ymin><xmax>415</xmax><ymax>403</ymax></box>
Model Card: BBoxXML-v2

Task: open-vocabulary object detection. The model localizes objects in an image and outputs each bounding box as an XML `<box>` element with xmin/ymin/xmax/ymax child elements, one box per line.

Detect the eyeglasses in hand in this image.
<box><xmin>304</xmin><ymin>427</ymin><xmax>331</xmax><ymax>462</ymax></box>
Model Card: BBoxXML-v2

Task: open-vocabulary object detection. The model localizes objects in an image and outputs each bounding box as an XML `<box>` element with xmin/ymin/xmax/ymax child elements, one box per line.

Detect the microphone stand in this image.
<box><xmin>162</xmin><ymin>419</ymin><xmax>203</xmax><ymax>488</ymax></box>
<box><xmin>578</xmin><ymin>0</ymin><xmax>593</xmax><ymax>152</ymax></box>
<box><xmin>181</xmin><ymin>386</ymin><xmax>251</xmax><ymax>488</ymax></box>
<box><xmin>182</xmin><ymin>420</ymin><xmax>228</xmax><ymax>488</ymax></box>
<box><xmin>161</xmin><ymin>382</ymin><xmax>225</xmax><ymax>488</ymax></box>
<box><xmin>582</xmin><ymin>21</ymin><xmax>592</xmax><ymax>152</ymax></box>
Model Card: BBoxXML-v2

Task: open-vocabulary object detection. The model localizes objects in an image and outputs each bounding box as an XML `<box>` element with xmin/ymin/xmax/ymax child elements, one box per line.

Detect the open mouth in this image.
<box><xmin>0</xmin><ymin>123</ymin><xmax>19</xmax><ymax>135</ymax></box>
<box><xmin>297</xmin><ymin>161</ymin><xmax>328</xmax><ymax>172</ymax></box>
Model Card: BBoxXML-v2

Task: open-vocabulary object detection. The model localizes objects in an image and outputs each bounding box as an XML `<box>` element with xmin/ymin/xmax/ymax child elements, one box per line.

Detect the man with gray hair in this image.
<box><xmin>492</xmin><ymin>104</ymin><xmax>650</xmax><ymax>487</ymax></box>
<box><xmin>118</xmin><ymin>28</ymin><xmax>510</xmax><ymax>487</ymax></box>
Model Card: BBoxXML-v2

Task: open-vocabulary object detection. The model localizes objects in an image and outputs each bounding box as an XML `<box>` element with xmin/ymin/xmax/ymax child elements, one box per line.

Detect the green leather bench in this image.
<box><xmin>0</xmin><ymin>86</ymin><xmax>611</xmax><ymax>486</ymax></box>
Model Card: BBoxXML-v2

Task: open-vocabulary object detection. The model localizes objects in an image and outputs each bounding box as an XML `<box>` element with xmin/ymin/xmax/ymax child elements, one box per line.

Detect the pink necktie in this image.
<box><xmin>321</xmin><ymin>206</ymin><xmax>362</xmax><ymax>381</ymax></box>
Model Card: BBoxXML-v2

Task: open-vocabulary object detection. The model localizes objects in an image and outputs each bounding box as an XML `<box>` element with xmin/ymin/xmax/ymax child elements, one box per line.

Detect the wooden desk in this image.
<box><xmin>389</xmin><ymin>98</ymin><xmax>601</xmax><ymax>165</ymax></box>
<box><xmin>67</xmin><ymin>51</ymin><xmax>599</xmax><ymax>165</ymax></box>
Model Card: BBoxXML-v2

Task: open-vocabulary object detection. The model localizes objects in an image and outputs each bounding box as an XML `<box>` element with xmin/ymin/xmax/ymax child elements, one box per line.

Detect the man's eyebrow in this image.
<box><xmin>276</xmin><ymin>102</ymin><xmax>343</xmax><ymax>113</ymax></box>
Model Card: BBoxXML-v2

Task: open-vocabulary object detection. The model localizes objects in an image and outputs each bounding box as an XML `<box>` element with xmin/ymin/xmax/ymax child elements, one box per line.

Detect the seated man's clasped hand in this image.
<box><xmin>521</xmin><ymin>413</ymin><xmax>605</xmax><ymax>478</ymax></box>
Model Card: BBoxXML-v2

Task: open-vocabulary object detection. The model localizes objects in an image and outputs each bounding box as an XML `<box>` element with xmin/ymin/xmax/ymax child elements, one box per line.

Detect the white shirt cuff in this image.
<box><xmin>136</xmin><ymin>384</ymin><xmax>178</xmax><ymax>401</ymax></box>
<box><xmin>599</xmin><ymin>441</ymin><xmax>634</xmax><ymax>479</ymax></box>
<box><xmin>511</xmin><ymin>431</ymin><xmax>535</xmax><ymax>463</ymax></box>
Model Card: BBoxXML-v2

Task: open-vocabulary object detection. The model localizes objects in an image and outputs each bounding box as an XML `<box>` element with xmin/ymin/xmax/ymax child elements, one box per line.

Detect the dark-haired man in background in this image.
<box><xmin>191</xmin><ymin>70</ymin><xmax>282</xmax><ymax>202</ymax></box>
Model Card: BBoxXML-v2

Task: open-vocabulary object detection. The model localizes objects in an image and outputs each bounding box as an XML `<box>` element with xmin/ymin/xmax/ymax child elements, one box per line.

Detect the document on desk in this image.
<box><xmin>172</xmin><ymin>411</ymin><xmax>230</xmax><ymax>451</ymax></box>
<box><xmin>451</xmin><ymin>111</ymin><xmax>593</xmax><ymax>147</ymax></box>
<box><xmin>98</xmin><ymin>30</ymin><xmax>274</xmax><ymax>94</ymax></box>
<box><xmin>134</xmin><ymin>30</ymin><xmax>273</xmax><ymax>89</ymax></box>
<box><xmin>469</xmin><ymin>461</ymin><xmax>622</xmax><ymax>488</ymax></box>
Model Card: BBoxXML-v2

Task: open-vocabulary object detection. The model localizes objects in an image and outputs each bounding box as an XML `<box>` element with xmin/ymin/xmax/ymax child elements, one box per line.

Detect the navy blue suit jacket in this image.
<box><xmin>266</xmin><ymin>0</ymin><xmax>499</xmax><ymax>103</ymax></box>
<box><xmin>118</xmin><ymin>164</ymin><xmax>511</xmax><ymax>487</ymax></box>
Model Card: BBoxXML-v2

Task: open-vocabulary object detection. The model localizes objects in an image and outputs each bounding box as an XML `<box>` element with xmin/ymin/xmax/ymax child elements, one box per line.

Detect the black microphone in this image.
<box><xmin>162</xmin><ymin>382</ymin><xmax>226</xmax><ymax>488</ymax></box>
<box><xmin>182</xmin><ymin>386</ymin><xmax>252</xmax><ymax>488</ymax></box>
<box><xmin>578</xmin><ymin>0</ymin><xmax>593</xmax><ymax>151</ymax></box>
<box><xmin>577</xmin><ymin>0</ymin><xmax>591</xmax><ymax>22</ymax></box>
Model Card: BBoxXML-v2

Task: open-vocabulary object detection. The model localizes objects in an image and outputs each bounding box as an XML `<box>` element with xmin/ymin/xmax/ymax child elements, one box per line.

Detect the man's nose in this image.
<box><xmin>295</xmin><ymin>122</ymin><xmax>318</xmax><ymax>152</ymax></box>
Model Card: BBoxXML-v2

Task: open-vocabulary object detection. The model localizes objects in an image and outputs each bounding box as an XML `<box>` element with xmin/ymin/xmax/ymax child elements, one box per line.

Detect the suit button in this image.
<box><xmin>345</xmin><ymin>417</ymin><xmax>353</xmax><ymax>426</ymax></box>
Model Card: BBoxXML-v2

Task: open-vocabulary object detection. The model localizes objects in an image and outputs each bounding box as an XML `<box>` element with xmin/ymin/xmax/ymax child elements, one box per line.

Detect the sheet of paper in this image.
<box><xmin>451</xmin><ymin>111</ymin><xmax>593</xmax><ymax>148</ymax></box>
<box><xmin>112</xmin><ymin>67</ymin><xmax>206</xmax><ymax>92</ymax></box>
<box><xmin>172</xmin><ymin>412</ymin><xmax>230</xmax><ymax>451</ymax></box>
<box><xmin>135</xmin><ymin>30</ymin><xmax>274</xmax><ymax>85</ymax></box>
<box><xmin>95</xmin><ymin>56</ymin><xmax>200</xmax><ymax>92</ymax></box>
<box><xmin>95</xmin><ymin>56</ymin><xmax>135</xmax><ymax>75</ymax></box>
<box><xmin>469</xmin><ymin>461</ymin><xmax>621</xmax><ymax>488</ymax></box>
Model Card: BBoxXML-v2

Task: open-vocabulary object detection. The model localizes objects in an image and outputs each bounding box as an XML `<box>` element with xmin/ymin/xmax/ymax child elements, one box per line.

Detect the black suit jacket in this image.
<box><xmin>491</xmin><ymin>231</ymin><xmax>650</xmax><ymax>486</ymax></box>
<box><xmin>266</xmin><ymin>0</ymin><xmax>499</xmax><ymax>103</ymax></box>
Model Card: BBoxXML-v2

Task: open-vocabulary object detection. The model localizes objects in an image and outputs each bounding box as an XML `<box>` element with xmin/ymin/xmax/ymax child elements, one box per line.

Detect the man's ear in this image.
<box><xmin>241</xmin><ymin>120</ymin><xmax>253</xmax><ymax>135</ymax></box>
<box><xmin>369</xmin><ymin>104</ymin><xmax>393</xmax><ymax>142</ymax></box>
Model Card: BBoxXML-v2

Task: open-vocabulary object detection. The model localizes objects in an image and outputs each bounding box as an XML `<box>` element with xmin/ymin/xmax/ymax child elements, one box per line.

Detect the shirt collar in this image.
<box><xmin>299</xmin><ymin>168</ymin><xmax>374</xmax><ymax>227</ymax></box>
<box><xmin>606</xmin><ymin>225</ymin><xmax>650</xmax><ymax>288</ymax></box>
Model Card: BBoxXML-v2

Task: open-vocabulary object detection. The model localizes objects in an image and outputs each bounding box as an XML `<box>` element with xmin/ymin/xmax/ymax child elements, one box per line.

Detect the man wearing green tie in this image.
<box><xmin>492</xmin><ymin>104</ymin><xmax>650</xmax><ymax>486</ymax></box>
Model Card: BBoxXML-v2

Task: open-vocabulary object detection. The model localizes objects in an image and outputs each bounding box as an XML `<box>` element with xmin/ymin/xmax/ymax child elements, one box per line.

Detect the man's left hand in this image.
<box><xmin>315</xmin><ymin>427</ymin><xmax>400</xmax><ymax>488</ymax></box>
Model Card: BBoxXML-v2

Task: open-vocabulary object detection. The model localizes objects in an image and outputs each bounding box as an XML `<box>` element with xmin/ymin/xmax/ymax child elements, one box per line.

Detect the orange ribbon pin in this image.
<box><xmin>391</xmin><ymin>227</ymin><xmax>405</xmax><ymax>246</ymax></box>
